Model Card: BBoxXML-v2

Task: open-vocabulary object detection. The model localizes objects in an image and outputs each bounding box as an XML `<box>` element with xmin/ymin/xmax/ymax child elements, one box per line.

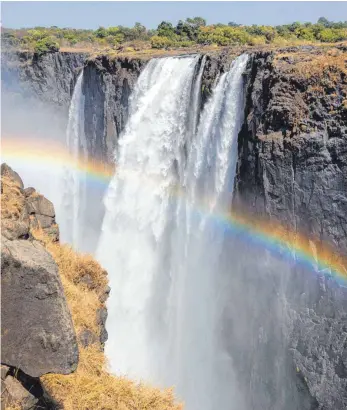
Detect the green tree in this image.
<box><xmin>317</xmin><ymin>17</ymin><xmax>332</xmax><ymax>28</ymax></box>
<box><xmin>95</xmin><ymin>26</ymin><xmax>108</xmax><ymax>38</ymax></box>
<box><xmin>34</xmin><ymin>37</ymin><xmax>60</xmax><ymax>55</ymax></box>
<box><xmin>157</xmin><ymin>21</ymin><xmax>176</xmax><ymax>39</ymax></box>
<box><xmin>186</xmin><ymin>17</ymin><xmax>206</xmax><ymax>28</ymax></box>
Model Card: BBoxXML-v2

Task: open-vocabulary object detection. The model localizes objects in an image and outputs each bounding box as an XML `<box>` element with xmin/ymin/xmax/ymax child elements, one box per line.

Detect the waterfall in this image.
<box><xmin>169</xmin><ymin>54</ymin><xmax>249</xmax><ymax>410</ymax></box>
<box><xmin>97</xmin><ymin>54</ymin><xmax>248</xmax><ymax>410</ymax></box>
<box><xmin>60</xmin><ymin>71</ymin><xmax>87</xmax><ymax>250</ymax></box>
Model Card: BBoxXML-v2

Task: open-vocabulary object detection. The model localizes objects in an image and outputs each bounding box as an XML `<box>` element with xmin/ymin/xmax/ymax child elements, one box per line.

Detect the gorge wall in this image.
<box><xmin>2</xmin><ymin>47</ymin><xmax>347</xmax><ymax>410</ymax></box>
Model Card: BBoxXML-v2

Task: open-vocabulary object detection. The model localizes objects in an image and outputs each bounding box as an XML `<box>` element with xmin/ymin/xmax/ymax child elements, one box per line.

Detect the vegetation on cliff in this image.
<box><xmin>2</xmin><ymin>16</ymin><xmax>347</xmax><ymax>54</ymax></box>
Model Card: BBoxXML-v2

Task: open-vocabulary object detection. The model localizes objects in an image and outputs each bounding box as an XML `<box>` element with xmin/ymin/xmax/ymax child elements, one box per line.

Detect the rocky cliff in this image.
<box><xmin>232</xmin><ymin>47</ymin><xmax>347</xmax><ymax>410</ymax></box>
<box><xmin>2</xmin><ymin>51</ymin><xmax>86</xmax><ymax>108</ymax></box>
<box><xmin>1</xmin><ymin>164</ymin><xmax>78</xmax><ymax>409</ymax></box>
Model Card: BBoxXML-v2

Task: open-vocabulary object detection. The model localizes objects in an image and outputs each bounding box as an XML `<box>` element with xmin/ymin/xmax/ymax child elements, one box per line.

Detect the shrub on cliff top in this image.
<box><xmin>34</xmin><ymin>37</ymin><xmax>60</xmax><ymax>55</ymax></box>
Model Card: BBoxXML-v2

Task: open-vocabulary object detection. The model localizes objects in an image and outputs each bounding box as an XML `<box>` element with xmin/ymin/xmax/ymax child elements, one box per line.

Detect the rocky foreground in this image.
<box><xmin>0</xmin><ymin>164</ymin><xmax>180</xmax><ymax>410</ymax></box>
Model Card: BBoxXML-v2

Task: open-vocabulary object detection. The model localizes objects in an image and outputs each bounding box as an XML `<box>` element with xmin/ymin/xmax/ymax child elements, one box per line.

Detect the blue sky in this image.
<box><xmin>2</xmin><ymin>1</ymin><xmax>347</xmax><ymax>29</ymax></box>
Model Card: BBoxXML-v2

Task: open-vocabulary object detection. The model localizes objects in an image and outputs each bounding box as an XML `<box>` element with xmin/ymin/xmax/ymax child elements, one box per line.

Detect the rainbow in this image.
<box><xmin>2</xmin><ymin>135</ymin><xmax>347</xmax><ymax>285</ymax></box>
<box><xmin>1</xmin><ymin>136</ymin><xmax>114</xmax><ymax>186</ymax></box>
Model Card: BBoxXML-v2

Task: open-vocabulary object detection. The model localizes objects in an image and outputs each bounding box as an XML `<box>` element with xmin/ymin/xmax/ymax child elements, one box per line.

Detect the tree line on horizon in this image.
<box><xmin>2</xmin><ymin>16</ymin><xmax>347</xmax><ymax>55</ymax></box>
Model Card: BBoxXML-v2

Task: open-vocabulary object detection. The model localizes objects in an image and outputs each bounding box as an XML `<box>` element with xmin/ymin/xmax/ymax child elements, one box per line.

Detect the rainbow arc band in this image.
<box><xmin>3</xmin><ymin>135</ymin><xmax>346</xmax><ymax>284</ymax></box>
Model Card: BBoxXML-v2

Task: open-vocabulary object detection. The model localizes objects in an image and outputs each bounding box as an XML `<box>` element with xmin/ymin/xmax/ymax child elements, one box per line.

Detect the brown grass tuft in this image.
<box><xmin>1</xmin><ymin>176</ymin><xmax>25</xmax><ymax>220</ymax></box>
<box><xmin>42</xmin><ymin>346</ymin><xmax>181</xmax><ymax>410</ymax></box>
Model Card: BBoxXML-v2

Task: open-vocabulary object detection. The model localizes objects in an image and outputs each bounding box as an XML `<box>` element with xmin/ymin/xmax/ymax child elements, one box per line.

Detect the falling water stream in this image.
<box><xmin>60</xmin><ymin>71</ymin><xmax>88</xmax><ymax>250</ymax></box>
<box><xmin>97</xmin><ymin>54</ymin><xmax>249</xmax><ymax>410</ymax></box>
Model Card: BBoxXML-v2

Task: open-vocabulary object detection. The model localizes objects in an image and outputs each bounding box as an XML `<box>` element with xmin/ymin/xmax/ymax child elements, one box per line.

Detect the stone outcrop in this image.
<box><xmin>1</xmin><ymin>163</ymin><xmax>59</xmax><ymax>242</ymax></box>
<box><xmin>1</xmin><ymin>365</ymin><xmax>58</xmax><ymax>410</ymax></box>
<box><xmin>1</xmin><ymin>164</ymin><xmax>78</xmax><ymax>406</ymax></box>
<box><xmin>1</xmin><ymin>235</ymin><xmax>78</xmax><ymax>377</ymax></box>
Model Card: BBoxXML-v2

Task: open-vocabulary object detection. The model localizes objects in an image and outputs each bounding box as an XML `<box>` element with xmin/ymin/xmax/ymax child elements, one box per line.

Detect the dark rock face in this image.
<box><xmin>232</xmin><ymin>49</ymin><xmax>347</xmax><ymax>409</ymax></box>
<box><xmin>2</xmin><ymin>50</ymin><xmax>86</xmax><ymax>108</ymax></box>
<box><xmin>1</xmin><ymin>235</ymin><xmax>78</xmax><ymax>377</ymax></box>
<box><xmin>235</xmin><ymin>51</ymin><xmax>347</xmax><ymax>252</ymax></box>
<box><xmin>83</xmin><ymin>56</ymin><xmax>146</xmax><ymax>162</ymax></box>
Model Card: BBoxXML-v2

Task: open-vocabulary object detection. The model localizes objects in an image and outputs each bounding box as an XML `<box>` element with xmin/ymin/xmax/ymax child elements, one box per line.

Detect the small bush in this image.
<box><xmin>34</xmin><ymin>37</ymin><xmax>60</xmax><ymax>55</ymax></box>
<box><xmin>151</xmin><ymin>35</ymin><xmax>173</xmax><ymax>49</ymax></box>
<box><xmin>248</xmin><ymin>36</ymin><xmax>266</xmax><ymax>46</ymax></box>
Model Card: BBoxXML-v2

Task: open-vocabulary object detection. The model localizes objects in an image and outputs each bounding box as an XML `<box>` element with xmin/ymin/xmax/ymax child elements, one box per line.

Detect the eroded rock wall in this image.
<box><xmin>232</xmin><ymin>47</ymin><xmax>347</xmax><ymax>410</ymax></box>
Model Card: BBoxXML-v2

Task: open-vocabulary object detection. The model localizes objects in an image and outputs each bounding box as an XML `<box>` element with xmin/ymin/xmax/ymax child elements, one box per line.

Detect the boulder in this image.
<box><xmin>1</xmin><ymin>163</ymin><xmax>24</xmax><ymax>189</ymax></box>
<box><xmin>1</xmin><ymin>236</ymin><xmax>78</xmax><ymax>377</ymax></box>
<box><xmin>1</xmin><ymin>366</ymin><xmax>58</xmax><ymax>410</ymax></box>
<box><xmin>1</xmin><ymin>374</ymin><xmax>38</xmax><ymax>410</ymax></box>
<box><xmin>26</xmin><ymin>195</ymin><xmax>55</xmax><ymax>218</ymax></box>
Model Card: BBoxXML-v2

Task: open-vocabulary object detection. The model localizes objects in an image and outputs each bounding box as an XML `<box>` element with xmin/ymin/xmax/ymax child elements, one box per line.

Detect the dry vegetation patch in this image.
<box><xmin>42</xmin><ymin>346</ymin><xmax>181</xmax><ymax>410</ymax></box>
<box><xmin>274</xmin><ymin>46</ymin><xmax>347</xmax><ymax>81</ymax></box>
<box><xmin>1</xmin><ymin>176</ymin><xmax>25</xmax><ymax>220</ymax></box>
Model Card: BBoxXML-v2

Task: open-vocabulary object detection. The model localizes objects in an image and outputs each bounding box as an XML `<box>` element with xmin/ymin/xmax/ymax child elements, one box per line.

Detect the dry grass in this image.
<box><xmin>42</xmin><ymin>346</ymin><xmax>181</xmax><ymax>410</ymax></box>
<box><xmin>31</xmin><ymin>228</ymin><xmax>182</xmax><ymax>410</ymax></box>
<box><xmin>274</xmin><ymin>46</ymin><xmax>347</xmax><ymax>81</ymax></box>
<box><xmin>294</xmin><ymin>53</ymin><xmax>347</xmax><ymax>80</ymax></box>
<box><xmin>3</xmin><ymin>403</ymin><xmax>22</xmax><ymax>410</ymax></box>
<box><xmin>1</xmin><ymin>176</ymin><xmax>25</xmax><ymax>220</ymax></box>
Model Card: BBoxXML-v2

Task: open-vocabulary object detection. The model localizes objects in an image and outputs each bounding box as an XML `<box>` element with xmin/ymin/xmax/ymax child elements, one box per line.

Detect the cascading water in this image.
<box><xmin>97</xmin><ymin>55</ymin><xmax>200</xmax><ymax>380</ymax></box>
<box><xmin>59</xmin><ymin>70</ymin><xmax>88</xmax><ymax>250</ymax></box>
<box><xmin>168</xmin><ymin>54</ymin><xmax>249</xmax><ymax>410</ymax></box>
<box><xmin>97</xmin><ymin>54</ymin><xmax>249</xmax><ymax>410</ymax></box>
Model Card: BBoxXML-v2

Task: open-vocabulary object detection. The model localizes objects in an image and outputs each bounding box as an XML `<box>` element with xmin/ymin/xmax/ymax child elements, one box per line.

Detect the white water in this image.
<box><xmin>59</xmin><ymin>71</ymin><xmax>88</xmax><ymax>250</ymax></box>
<box><xmin>97</xmin><ymin>54</ymin><xmax>248</xmax><ymax>409</ymax></box>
